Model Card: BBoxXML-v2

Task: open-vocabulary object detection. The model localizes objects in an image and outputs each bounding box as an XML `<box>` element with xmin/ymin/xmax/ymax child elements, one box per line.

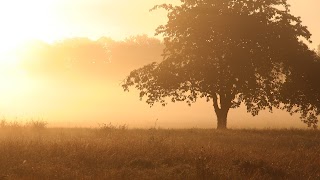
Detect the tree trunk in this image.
<box><xmin>213</xmin><ymin>93</ymin><xmax>231</xmax><ymax>129</ymax></box>
<box><xmin>216</xmin><ymin>108</ymin><xmax>228</xmax><ymax>129</ymax></box>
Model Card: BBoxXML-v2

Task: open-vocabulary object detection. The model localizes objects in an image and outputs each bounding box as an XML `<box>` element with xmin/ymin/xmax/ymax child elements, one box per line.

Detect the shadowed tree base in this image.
<box><xmin>217</xmin><ymin>113</ymin><xmax>228</xmax><ymax>129</ymax></box>
<box><xmin>217</xmin><ymin>118</ymin><xmax>227</xmax><ymax>129</ymax></box>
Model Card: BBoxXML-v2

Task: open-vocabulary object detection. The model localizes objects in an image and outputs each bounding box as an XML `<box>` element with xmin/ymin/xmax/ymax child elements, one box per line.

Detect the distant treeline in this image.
<box><xmin>18</xmin><ymin>35</ymin><xmax>164</xmax><ymax>80</ymax></box>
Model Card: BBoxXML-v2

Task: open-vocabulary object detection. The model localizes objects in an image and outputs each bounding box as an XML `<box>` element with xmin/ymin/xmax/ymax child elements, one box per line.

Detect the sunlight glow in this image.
<box><xmin>0</xmin><ymin>0</ymin><xmax>318</xmax><ymax>129</ymax></box>
<box><xmin>0</xmin><ymin>0</ymin><xmax>56</xmax><ymax>110</ymax></box>
<box><xmin>0</xmin><ymin>0</ymin><xmax>57</xmax><ymax>55</ymax></box>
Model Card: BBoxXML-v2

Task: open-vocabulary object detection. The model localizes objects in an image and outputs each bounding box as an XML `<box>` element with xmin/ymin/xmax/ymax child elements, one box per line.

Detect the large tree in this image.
<box><xmin>123</xmin><ymin>0</ymin><xmax>320</xmax><ymax>129</ymax></box>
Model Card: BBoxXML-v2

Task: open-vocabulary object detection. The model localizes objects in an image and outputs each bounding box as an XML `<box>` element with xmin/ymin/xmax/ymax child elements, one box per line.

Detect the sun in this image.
<box><xmin>0</xmin><ymin>0</ymin><xmax>60</xmax><ymax>99</ymax></box>
<box><xmin>0</xmin><ymin>0</ymin><xmax>57</xmax><ymax>64</ymax></box>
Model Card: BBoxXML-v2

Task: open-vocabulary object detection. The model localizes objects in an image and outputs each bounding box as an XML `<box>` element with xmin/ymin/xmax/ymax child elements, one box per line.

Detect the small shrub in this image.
<box><xmin>118</xmin><ymin>124</ymin><xmax>128</xmax><ymax>130</ymax></box>
<box><xmin>25</xmin><ymin>119</ymin><xmax>48</xmax><ymax>130</ymax></box>
<box><xmin>98</xmin><ymin>123</ymin><xmax>128</xmax><ymax>131</ymax></box>
<box><xmin>0</xmin><ymin>121</ymin><xmax>23</xmax><ymax>129</ymax></box>
<box><xmin>0</xmin><ymin>119</ymin><xmax>7</xmax><ymax>128</ymax></box>
<box><xmin>0</xmin><ymin>118</ymin><xmax>48</xmax><ymax>130</ymax></box>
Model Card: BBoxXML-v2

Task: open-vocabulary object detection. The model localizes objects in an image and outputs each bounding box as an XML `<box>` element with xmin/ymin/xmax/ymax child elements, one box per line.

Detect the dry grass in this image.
<box><xmin>0</xmin><ymin>124</ymin><xmax>320</xmax><ymax>179</ymax></box>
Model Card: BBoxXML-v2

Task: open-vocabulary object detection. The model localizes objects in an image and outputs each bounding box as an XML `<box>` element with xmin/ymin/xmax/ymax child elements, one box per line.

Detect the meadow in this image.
<box><xmin>0</xmin><ymin>121</ymin><xmax>319</xmax><ymax>180</ymax></box>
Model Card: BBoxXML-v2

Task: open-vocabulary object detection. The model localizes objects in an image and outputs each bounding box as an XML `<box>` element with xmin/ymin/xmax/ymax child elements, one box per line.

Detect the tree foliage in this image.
<box><xmin>123</xmin><ymin>0</ymin><xmax>320</xmax><ymax>128</ymax></box>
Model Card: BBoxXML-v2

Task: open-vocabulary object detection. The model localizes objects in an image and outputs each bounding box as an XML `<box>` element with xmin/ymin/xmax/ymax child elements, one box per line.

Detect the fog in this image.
<box><xmin>0</xmin><ymin>0</ymin><xmax>319</xmax><ymax>129</ymax></box>
<box><xmin>0</xmin><ymin>76</ymin><xmax>305</xmax><ymax>129</ymax></box>
<box><xmin>0</xmin><ymin>37</ymin><xmax>307</xmax><ymax>129</ymax></box>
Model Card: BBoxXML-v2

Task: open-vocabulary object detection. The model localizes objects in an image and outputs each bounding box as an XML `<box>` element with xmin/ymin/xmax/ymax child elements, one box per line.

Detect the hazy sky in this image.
<box><xmin>0</xmin><ymin>0</ymin><xmax>319</xmax><ymax>128</ymax></box>
<box><xmin>0</xmin><ymin>0</ymin><xmax>319</xmax><ymax>48</ymax></box>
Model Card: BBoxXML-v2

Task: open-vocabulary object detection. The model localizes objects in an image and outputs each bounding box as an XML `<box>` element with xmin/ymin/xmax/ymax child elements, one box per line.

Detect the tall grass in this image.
<box><xmin>0</xmin><ymin>124</ymin><xmax>319</xmax><ymax>179</ymax></box>
<box><xmin>0</xmin><ymin>119</ymin><xmax>48</xmax><ymax>130</ymax></box>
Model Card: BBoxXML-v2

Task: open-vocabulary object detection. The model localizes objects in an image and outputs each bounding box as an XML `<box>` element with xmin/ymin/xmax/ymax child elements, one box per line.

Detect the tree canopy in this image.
<box><xmin>123</xmin><ymin>0</ymin><xmax>320</xmax><ymax>129</ymax></box>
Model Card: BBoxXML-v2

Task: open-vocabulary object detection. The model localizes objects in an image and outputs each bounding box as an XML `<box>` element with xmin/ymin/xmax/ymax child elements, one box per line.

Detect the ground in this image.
<box><xmin>0</xmin><ymin>125</ymin><xmax>319</xmax><ymax>179</ymax></box>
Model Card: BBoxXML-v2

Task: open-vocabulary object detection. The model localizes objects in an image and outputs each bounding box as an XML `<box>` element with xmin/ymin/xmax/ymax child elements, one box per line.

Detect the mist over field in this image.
<box><xmin>0</xmin><ymin>0</ymin><xmax>320</xmax><ymax>179</ymax></box>
<box><xmin>0</xmin><ymin>0</ymin><xmax>319</xmax><ymax>129</ymax></box>
<box><xmin>0</xmin><ymin>37</ymin><xmax>306</xmax><ymax>129</ymax></box>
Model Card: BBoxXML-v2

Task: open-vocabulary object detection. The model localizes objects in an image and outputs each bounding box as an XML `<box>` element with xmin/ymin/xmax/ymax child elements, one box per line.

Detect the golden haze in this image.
<box><xmin>0</xmin><ymin>0</ymin><xmax>319</xmax><ymax>128</ymax></box>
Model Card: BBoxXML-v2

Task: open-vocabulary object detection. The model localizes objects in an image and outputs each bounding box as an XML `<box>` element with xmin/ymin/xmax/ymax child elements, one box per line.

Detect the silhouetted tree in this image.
<box><xmin>280</xmin><ymin>48</ymin><xmax>320</xmax><ymax>128</ymax></box>
<box><xmin>123</xmin><ymin>0</ymin><xmax>320</xmax><ymax>129</ymax></box>
<box><xmin>317</xmin><ymin>44</ymin><xmax>320</xmax><ymax>56</ymax></box>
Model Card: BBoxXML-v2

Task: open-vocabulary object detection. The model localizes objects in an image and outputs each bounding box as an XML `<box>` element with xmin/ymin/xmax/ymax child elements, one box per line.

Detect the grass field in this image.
<box><xmin>0</xmin><ymin>122</ymin><xmax>320</xmax><ymax>179</ymax></box>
